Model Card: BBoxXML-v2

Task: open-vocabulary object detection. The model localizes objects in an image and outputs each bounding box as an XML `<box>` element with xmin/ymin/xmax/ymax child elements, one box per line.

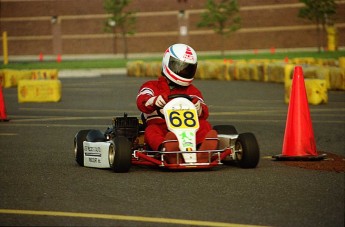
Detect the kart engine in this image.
<box><xmin>111</xmin><ymin>113</ymin><xmax>139</xmax><ymax>142</ymax></box>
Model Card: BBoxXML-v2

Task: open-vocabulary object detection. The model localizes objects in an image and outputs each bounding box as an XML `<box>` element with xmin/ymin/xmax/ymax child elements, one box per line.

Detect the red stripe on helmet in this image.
<box><xmin>165</xmin><ymin>66</ymin><xmax>191</xmax><ymax>83</ymax></box>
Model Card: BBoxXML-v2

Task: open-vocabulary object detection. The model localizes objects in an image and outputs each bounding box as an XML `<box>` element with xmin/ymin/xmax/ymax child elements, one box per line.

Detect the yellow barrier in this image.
<box><xmin>31</xmin><ymin>69</ymin><xmax>58</xmax><ymax>80</ymax></box>
<box><xmin>266</xmin><ymin>63</ymin><xmax>282</xmax><ymax>83</ymax></box>
<box><xmin>126</xmin><ymin>62</ymin><xmax>134</xmax><ymax>77</ymax></box>
<box><xmin>125</xmin><ymin>59</ymin><xmax>344</xmax><ymax>91</ymax></box>
<box><xmin>127</xmin><ymin>61</ymin><xmax>145</xmax><ymax>77</ymax></box>
<box><xmin>202</xmin><ymin>61</ymin><xmax>225</xmax><ymax>80</ymax></box>
<box><xmin>267</xmin><ymin>63</ymin><xmax>293</xmax><ymax>83</ymax></box>
<box><xmin>339</xmin><ymin>57</ymin><xmax>345</xmax><ymax>69</ymax></box>
<box><xmin>285</xmin><ymin>78</ymin><xmax>328</xmax><ymax>105</ymax></box>
<box><xmin>283</xmin><ymin>64</ymin><xmax>295</xmax><ymax>83</ymax></box>
<box><xmin>0</xmin><ymin>69</ymin><xmax>59</xmax><ymax>87</ymax></box>
<box><xmin>285</xmin><ymin>65</ymin><xmax>331</xmax><ymax>90</ymax></box>
<box><xmin>315</xmin><ymin>67</ymin><xmax>330</xmax><ymax>89</ymax></box>
<box><xmin>225</xmin><ymin>63</ymin><xmax>236</xmax><ymax>81</ymax></box>
<box><xmin>328</xmin><ymin>67</ymin><xmax>345</xmax><ymax>90</ymax></box>
<box><xmin>144</xmin><ymin>62</ymin><xmax>154</xmax><ymax>77</ymax></box>
<box><xmin>219</xmin><ymin>62</ymin><xmax>229</xmax><ymax>81</ymax></box>
<box><xmin>248</xmin><ymin>59</ymin><xmax>271</xmax><ymax>65</ymax></box>
<box><xmin>236</xmin><ymin>62</ymin><xmax>250</xmax><ymax>81</ymax></box>
<box><xmin>316</xmin><ymin>58</ymin><xmax>338</xmax><ymax>67</ymax></box>
<box><xmin>292</xmin><ymin>57</ymin><xmax>315</xmax><ymax>65</ymax></box>
<box><xmin>18</xmin><ymin>80</ymin><xmax>61</xmax><ymax>103</ymax></box>
<box><xmin>144</xmin><ymin>61</ymin><xmax>161</xmax><ymax>77</ymax></box>
<box><xmin>194</xmin><ymin>61</ymin><xmax>204</xmax><ymax>79</ymax></box>
<box><xmin>1</xmin><ymin>69</ymin><xmax>32</xmax><ymax>88</ymax></box>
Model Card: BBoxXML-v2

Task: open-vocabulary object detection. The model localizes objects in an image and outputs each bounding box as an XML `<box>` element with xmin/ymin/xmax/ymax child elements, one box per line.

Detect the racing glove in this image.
<box><xmin>193</xmin><ymin>100</ymin><xmax>202</xmax><ymax>116</ymax></box>
<box><xmin>145</xmin><ymin>95</ymin><xmax>167</xmax><ymax>108</ymax></box>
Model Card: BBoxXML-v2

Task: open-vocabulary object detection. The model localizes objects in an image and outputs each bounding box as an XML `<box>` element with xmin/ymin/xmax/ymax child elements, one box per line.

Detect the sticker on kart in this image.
<box><xmin>166</xmin><ymin>109</ymin><xmax>199</xmax><ymax>129</ymax></box>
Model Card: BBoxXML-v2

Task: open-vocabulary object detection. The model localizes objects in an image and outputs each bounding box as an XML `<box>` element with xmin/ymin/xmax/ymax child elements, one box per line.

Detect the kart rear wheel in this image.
<box><xmin>74</xmin><ymin>129</ymin><xmax>92</xmax><ymax>166</ymax></box>
<box><xmin>109</xmin><ymin>136</ymin><xmax>132</xmax><ymax>173</ymax></box>
<box><xmin>235</xmin><ymin>133</ymin><xmax>260</xmax><ymax>168</ymax></box>
<box><xmin>213</xmin><ymin>125</ymin><xmax>238</xmax><ymax>134</ymax></box>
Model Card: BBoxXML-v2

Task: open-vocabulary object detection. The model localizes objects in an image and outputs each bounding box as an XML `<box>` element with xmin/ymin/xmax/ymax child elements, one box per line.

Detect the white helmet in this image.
<box><xmin>162</xmin><ymin>43</ymin><xmax>198</xmax><ymax>86</ymax></box>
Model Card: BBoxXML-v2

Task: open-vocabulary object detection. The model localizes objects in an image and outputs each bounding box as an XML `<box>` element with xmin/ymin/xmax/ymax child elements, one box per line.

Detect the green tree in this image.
<box><xmin>104</xmin><ymin>0</ymin><xmax>136</xmax><ymax>59</ymax></box>
<box><xmin>197</xmin><ymin>0</ymin><xmax>241</xmax><ymax>56</ymax></box>
<box><xmin>298</xmin><ymin>0</ymin><xmax>337</xmax><ymax>52</ymax></box>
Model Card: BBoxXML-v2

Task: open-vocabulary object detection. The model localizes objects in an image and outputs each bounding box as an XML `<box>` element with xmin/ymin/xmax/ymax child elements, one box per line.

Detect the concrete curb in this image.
<box><xmin>58</xmin><ymin>68</ymin><xmax>126</xmax><ymax>78</ymax></box>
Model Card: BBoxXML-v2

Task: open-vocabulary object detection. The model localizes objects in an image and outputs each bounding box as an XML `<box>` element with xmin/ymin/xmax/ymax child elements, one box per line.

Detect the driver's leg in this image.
<box><xmin>196</xmin><ymin>120</ymin><xmax>213</xmax><ymax>144</ymax></box>
<box><xmin>144</xmin><ymin>122</ymin><xmax>168</xmax><ymax>151</ymax></box>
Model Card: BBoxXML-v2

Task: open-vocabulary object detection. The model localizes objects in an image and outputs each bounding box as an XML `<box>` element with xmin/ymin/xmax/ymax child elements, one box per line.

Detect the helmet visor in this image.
<box><xmin>168</xmin><ymin>56</ymin><xmax>197</xmax><ymax>79</ymax></box>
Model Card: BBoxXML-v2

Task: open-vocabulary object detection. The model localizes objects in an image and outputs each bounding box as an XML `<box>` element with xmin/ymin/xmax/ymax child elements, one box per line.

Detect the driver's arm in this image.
<box><xmin>189</xmin><ymin>87</ymin><xmax>209</xmax><ymax>120</ymax></box>
<box><xmin>136</xmin><ymin>83</ymin><xmax>167</xmax><ymax>114</ymax></box>
<box><xmin>192</xmin><ymin>97</ymin><xmax>209</xmax><ymax>119</ymax></box>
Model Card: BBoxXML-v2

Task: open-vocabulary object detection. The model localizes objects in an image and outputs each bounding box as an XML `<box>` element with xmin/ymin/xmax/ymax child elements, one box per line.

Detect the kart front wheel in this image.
<box><xmin>235</xmin><ymin>133</ymin><xmax>260</xmax><ymax>168</ymax></box>
<box><xmin>74</xmin><ymin>129</ymin><xmax>92</xmax><ymax>166</ymax></box>
<box><xmin>109</xmin><ymin>136</ymin><xmax>132</xmax><ymax>173</ymax></box>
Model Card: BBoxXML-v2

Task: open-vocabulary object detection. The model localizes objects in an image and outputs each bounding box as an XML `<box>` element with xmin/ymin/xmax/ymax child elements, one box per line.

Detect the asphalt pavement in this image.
<box><xmin>0</xmin><ymin>72</ymin><xmax>344</xmax><ymax>227</ymax></box>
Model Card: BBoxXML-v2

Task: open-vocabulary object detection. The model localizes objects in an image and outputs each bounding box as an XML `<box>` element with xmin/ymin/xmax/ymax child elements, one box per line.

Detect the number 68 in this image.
<box><xmin>169</xmin><ymin>111</ymin><xmax>196</xmax><ymax>128</ymax></box>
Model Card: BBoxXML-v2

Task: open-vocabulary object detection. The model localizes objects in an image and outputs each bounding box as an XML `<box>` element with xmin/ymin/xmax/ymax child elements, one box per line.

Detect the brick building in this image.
<box><xmin>0</xmin><ymin>0</ymin><xmax>344</xmax><ymax>56</ymax></box>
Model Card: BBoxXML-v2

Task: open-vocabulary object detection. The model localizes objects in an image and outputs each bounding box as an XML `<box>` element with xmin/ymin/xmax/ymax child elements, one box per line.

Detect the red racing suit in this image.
<box><xmin>136</xmin><ymin>76</ymin><xmax>212</xmax><ymax>151</ymax></box>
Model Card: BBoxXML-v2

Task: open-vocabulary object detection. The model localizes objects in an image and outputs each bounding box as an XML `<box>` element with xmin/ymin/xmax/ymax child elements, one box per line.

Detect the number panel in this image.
<box><xmin>166</xmin><ymin>109</ymin><xmax>199</xmax><ymax>129</ymax></box>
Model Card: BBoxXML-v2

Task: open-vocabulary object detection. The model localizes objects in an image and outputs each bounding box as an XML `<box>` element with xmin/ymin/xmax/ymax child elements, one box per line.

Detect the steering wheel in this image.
<box><xmin>155</xmin><ymin>94</ymin><xmax>193</xmax><ymax>119</ymax></box>
<box><xmin>168</xmin><ymin>94</ymin><xmax>193</xmax><ymax>101</ymax></box>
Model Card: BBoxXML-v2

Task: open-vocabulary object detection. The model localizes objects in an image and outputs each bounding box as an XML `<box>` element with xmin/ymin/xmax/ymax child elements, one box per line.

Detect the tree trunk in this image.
<box><xmin>121</xmin><ymin>26</ymin><xmax>128</xmax><ymax>60</ymax></box>
<box><xmin>321</xmin><ymin>21</ymin><xmax>326</xmax><ymax>51</ymax></box>
<box><xmin>316</xmin><ymin>19</ymin><xmax>321</xmax><ymax>53</ymax></box>
<box><xmin>123</xmin><ymin>34</ymin><xmax>128</xmax><ymax>60</ymax></box>
<box><xmin>221</xmin><ymin>34</ymin><xmax>225</xmax><ymax>57</ymax></box>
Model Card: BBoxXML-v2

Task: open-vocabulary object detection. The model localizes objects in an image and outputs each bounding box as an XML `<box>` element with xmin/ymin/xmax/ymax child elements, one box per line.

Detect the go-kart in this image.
<box><xmin>74</xmin><ymin>94</ymin><xmax>260</xmax><ymax>172</ymax></box>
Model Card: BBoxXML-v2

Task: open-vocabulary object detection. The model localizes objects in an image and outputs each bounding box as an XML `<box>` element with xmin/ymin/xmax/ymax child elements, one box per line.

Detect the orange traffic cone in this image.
<box><xmin>270</xmin><ymin>47</ymin><xmax>276</xmax><ymax>54</ymax></box>
<box><xmin>39</xmin><ymin>52</ymin><xmax>44</xmax><ymax>62</ymax></box>
<box><xmin>273</xmin><ymin>66</ymin><xmax>325</xmax><ymax>160</ymax></box>
<box><xmin>56</xmin><ymin>54</ymin><xmax>62</xmax><ymax>63</ymax></box>
<box><xmin>0</xmin><ymin>86</ymin><xmax>9</xmax><ymax>122</ymax></box>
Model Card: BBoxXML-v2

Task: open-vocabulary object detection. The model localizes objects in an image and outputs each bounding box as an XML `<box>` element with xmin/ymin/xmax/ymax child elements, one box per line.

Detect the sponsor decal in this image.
<box><xmin>83</xmin><ymin>142</ymin><xmax>112</xmax><ymax>168</ymax></box>
<box><xmin>88</xmin><ymin>157</ymin><xmax>101</xmax><ymax>163</ymax></box>
<box><xmin>179</xmin><ymin>131</ymin><xmax>195</xmax><ymax>148</ymax></box>
<box><xmin>84</xmin><ymin>145</ymin><xmax>102</xmax><ymax>157</ymax></box>
<box><xmin>183</xmin><ymin>46</ymin><xmax>194</xmax><ymax>61</ymax></box>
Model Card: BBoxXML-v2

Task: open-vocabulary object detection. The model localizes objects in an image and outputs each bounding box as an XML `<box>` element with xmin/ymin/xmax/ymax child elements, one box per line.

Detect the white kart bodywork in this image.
<box><xmin>163</xmin><ymin>97</ymin><xmax>199</xmax><ymax>163</ymax></box>
<box><xmin>83</xmin><ymin>141</ymin><xmax>113</xmax><ymax>168</ymax></box>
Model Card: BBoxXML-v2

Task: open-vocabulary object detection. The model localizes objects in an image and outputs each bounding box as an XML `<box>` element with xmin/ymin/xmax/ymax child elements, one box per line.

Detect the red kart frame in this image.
<box><xmin>131</xmin><ymin>148</ymin><xmax>233</xmax><ymax>170</ymax></box>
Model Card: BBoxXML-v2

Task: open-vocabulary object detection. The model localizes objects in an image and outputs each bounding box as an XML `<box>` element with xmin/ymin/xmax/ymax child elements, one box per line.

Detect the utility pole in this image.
<box><xmin>177</xmin><ymin>0</ymin><xmax>189</xmax><ymax>44</ymax></box>
<box><xmin>51</xmin><ymin>16</ymin><xmax>62</xmax><ymax>56</ymax></box>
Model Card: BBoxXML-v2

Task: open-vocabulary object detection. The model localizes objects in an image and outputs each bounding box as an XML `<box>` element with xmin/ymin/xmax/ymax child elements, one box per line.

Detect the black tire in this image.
<box><xmin>235</xmin><ymin>133</ymin><xmax>260</xmax><ymax>168</ymax></box>
<box><xmin>109</xmin><ymin>136</ymin><xmax>132</xmax><ymax>173</ymax></box>
<box><xmin>74</xmin><ymin>130</ymin><xmax>92</xmax><ymax>166</ymax></box>
<box><xmin>213</xmin><ymin>125</ymin><xmax>238</xmax><ymax>134</ymax></box>
<box><xmin>86</xmin><ymin>129</ymin><xmax>106</xmax><ymax>142</ymax></box>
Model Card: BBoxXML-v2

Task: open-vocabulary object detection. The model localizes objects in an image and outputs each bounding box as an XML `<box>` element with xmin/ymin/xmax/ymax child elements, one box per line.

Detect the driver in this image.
<box><xmin>136</xmin><ymin>43</ymin><xmax>218</xmax><ymax>157</ymax></box>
